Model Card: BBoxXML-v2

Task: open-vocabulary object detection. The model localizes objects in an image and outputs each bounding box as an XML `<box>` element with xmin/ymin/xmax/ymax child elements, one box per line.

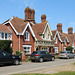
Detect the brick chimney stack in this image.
<box><xmin>68</xmin><ymin>27</ymin><xmax>73</xmax><ymax>34</ymax></box>
<box><xmin>31</xmin><ymin>9</ymin><xmax>35</xmax><ymax>23</ymax></box>
<box><xmin>24</xmin><ymin>6</ymin><xmax>35</xmax><ymax>23</ymax></box>
<box><xmin>57</xmin><ymin>23</ymin><xmax>62</xmax><ymax>33</ymax></box>
<box><xmin>41</xmin><ymin>14</ymin><xmax>46</xmax><ymax>23</ymax></box>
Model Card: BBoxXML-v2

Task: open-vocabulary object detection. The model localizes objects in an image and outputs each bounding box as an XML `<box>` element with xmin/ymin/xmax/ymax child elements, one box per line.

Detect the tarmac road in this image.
<box><xmin>0</xmin><ymin>59</ymin><xmax>75</xmax><ymax>75</ymax></box>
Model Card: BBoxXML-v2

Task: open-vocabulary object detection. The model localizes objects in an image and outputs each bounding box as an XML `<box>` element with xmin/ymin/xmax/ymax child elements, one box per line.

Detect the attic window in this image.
<box><xmin>25</xmin><ymin>31</ymin><xmax>29</xmax><ymax>41</ymax></box>
<box><xmin>43</xmin><ymin>34</ymin><xmax>45</xmax><ymax>39</ymax></box>
<box><xmin>48</xmin><ymin>34</ymin><xmax>50</xmax><ymax>39</ymax></box>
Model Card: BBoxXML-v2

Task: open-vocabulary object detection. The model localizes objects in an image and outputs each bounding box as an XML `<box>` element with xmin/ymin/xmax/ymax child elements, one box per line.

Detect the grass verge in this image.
<box><xmin>73</xmin><ymin>62</ymin><xmax>75</xmax><ymax>65</ymax></box>
<box><xmin>12</xmin><ymin>71</ymin><xmax>75</xmax><ymax>75</ymax></box>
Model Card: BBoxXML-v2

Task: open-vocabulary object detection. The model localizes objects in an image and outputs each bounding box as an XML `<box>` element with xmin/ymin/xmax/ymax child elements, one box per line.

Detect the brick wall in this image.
<box><xmin>7</xmin><ymin>23</ymin><xmax>19</xmax><ymax>53</ymax></box>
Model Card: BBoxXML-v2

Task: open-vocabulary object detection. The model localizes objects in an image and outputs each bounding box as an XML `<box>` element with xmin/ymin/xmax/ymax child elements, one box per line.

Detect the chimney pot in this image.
<box><xmin>41</xmin><ymin>14</ymin><xmax>46</xmax><ymax>23</ymax></box>
<box><xmin>68</xmin><ymin>27</ymin><xmax>73</xmax><ymax>34</ymax></box>
<box><xmin>57</xmin><ymin>23</ymin><xmax>62</xmax><ymax>33</ymax></box>
<box><xmin>24</xmin><ymin>6</ymin><xmax>35</xmax><ymax>23</ymax></box>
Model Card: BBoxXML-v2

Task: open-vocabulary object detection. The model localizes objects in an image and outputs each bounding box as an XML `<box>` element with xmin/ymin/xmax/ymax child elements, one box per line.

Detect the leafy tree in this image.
<box><xmin>66</xmin><ymin>46</ymin><xmax>73</xmax><ymax>51</ymax></box>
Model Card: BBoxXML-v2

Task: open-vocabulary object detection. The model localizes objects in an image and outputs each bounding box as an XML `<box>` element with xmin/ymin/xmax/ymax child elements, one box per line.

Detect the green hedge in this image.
<box><xmin>0</xmin><ymin>40</ymin><xmax>12</xmax><ymax>53</ymax></box>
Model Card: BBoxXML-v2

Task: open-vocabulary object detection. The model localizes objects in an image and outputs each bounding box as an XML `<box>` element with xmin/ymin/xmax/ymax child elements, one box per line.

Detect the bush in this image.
<box><xmin>25</xmin><ymin>56</ymin><xmax>30</xmax><ymax>62</ymax></box>
<box><xmin>0</xmin><ymin>40</ymin><xmax>12</xmax><ymax>53</ymax></box>
<box><xmin>15</xmin><ymin>50</ymin><xmax>21</xmax><ymax>56</ymax></box>
<box><xmin>15</xmin><ymin>50</ymin><xmax>22</xmax><ymax>59</ymax></box>
<box><xmin>66</xmin><ymin>46</ymin><xmax>73</xmax><ymax>52</ymax></box>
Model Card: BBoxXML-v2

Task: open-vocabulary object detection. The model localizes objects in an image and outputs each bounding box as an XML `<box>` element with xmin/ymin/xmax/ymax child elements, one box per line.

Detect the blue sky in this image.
<box><xmin>0</xmin><ymin>0</ymin><xmax>75</xmax><ymax>33</ymax></box>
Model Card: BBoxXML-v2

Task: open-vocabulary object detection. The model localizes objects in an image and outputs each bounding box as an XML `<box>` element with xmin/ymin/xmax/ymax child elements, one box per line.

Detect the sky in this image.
<box><xmin>0</xmin><ymin>0</ymin><xmax>75</xmax><ymax>33</ymax></box>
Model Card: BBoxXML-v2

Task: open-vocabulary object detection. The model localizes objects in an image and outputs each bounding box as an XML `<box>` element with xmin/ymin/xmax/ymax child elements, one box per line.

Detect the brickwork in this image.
<box><xmin>57</xmin><ymin>23</ymin><xmax>62</xmax><ymax>33</ymax></box>
<box><xmin>68</xmin><ymin>27</ymin><xmax>73</xmax><ymax>34</ymax></box>
<box><xmin>20</xmin><ymin>27</ymin><xmax>35</xmax><ymax>53</ymax></box>
<box><xmin>7</xmin><ymin>23</ymin><xmax>19</xmax><ymax>53</ymax></box>
<box><xmin>25</xmin><ymin>7</ymin><xmax>35</xmax><ymax>23</ymax></box>
<box><xmin>6</xmin><ymin>23</ymin><xmax>35</xmax><ymax>57</ymax></box>
<box><xmin>41</xmin><ymin>14</ymin><xmax>46</xmax><ymax>23</ymax></box>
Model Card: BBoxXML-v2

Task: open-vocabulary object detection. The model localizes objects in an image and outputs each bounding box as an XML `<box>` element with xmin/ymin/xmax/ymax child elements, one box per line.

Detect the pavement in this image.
<box><xmin>0</xmin><ymin>59</ymin><xmax>75</xmax><ymax>75</ymax></box>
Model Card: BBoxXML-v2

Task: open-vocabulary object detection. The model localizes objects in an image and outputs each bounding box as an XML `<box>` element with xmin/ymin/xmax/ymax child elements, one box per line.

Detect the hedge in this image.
<box><xmin>0</xmin><ymin>40</ymin><xmax>12</xmax><ymax>53</ymax></box>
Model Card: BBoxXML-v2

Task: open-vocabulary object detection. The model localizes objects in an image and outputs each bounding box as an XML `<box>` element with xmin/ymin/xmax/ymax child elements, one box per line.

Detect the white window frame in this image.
<box><xmin>5</xmin><ymin>33</ymin><xmax>7</xmax><ymax>40</ymax></box>
<box><xmin>64</xmin><ymin>47</ymin><xmax>66</xmax><ymax>51</ymax></box>
<box><xmin>41</xmin><ymin>47</ymin><xmax>49</xmax><ymax>52</ymax></box>
<box><xmin>25</xmin><ymin>31</ymin><xmax>29</xmax><ymax>41</ymax></box>
<box><xmin>23</xmin><ymin>45</ymin><xmax>32</xmax><ymax>54</ymax></box>
<box><xmin>43</xmin><ymin>34</ymin><xmax>45</xmax><ymax>39</ymax></box>
<box><xmin>54</xmin><ymin>47</ymin><xmax>58</xmax><ymax>53</ymax></box>
<box><xmin>55</xmin><ymin>37</ymin><xmax>57</xmax><ymax>44</ymax></box>
<box><xmin>8</xmin><ymin>33</ymin><xmax>12</xmax><ymax>40</ymax></box>
<box><xmin>48</xmin><ymin>34</ymin><xmax>50</xmax><ymax>40</ymax></box>
<box><xmin>1</xmin><ymin>33</ymin><xmax>4</xmax><ymax>40</ymax></box>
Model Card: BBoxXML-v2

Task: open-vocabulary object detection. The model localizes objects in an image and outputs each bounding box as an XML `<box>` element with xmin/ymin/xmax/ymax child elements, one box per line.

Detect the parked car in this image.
<box><xmin>0</xmin><ymin>50</ymin><xmax>21</xmax><ymax>65</ymax></box>
<box><xmin>30</xmin><ymin>51</ymin><xmax>55</xmax><ymax>62</ymax></box>
<box><xmin>59</xmin><ymin>51</ymin><xmax>75</xmax><ymax>59</ymax></box>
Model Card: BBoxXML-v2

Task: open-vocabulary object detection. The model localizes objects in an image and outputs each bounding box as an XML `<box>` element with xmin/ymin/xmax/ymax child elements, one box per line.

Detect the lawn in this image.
<box><xmin>12</xmin><ymin>71</ymin><xmax>75</xmax><ymax>75</ymax></box>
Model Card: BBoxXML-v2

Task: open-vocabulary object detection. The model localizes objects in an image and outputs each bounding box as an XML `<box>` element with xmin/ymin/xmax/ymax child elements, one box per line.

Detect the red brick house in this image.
<box><xmin>3</xmin><ymin>7</ymin><xmax>54</xmax><ymax>60</ymax></box>
<box><xmin>66</xmin><ymin>27</ymin><xmax>75</xmax><ymax>53</ymax></box>
<box><xmin>52</xmin><ymin>23</ymin><xmax>75</xmax><ymax>54</ymax></box>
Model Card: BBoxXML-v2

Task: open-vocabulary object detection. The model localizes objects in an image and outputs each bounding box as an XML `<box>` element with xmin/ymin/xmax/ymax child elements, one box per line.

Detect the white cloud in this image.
<box><xmin>10</xmin><ymin>0</ymin><xmax>36</xmax><ymax>8</ymax></box>
<box><xmin>22</xmin><ymin>0</ymin><xmax>35</xmax><ymax>7</ymax></box>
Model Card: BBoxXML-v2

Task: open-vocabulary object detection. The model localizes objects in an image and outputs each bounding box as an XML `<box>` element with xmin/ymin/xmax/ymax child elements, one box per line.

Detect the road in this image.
<box><xmin>0</xmin><ymin>59</ymin><xmax>75</xmax><ymax>75</ymax></box>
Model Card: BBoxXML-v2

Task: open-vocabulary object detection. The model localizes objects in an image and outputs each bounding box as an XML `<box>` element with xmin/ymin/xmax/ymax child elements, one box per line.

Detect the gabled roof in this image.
<box><xmin>32</xmin><ymin>21</ymin><xmax>48</xmax><ymax>34</ymax></box>
<box><xmin>66</xmin><ymin>34</ymin><xmax>75</xmax><ymax>46</ymax></box>
<box><xmin>0</xmin><ymin>24</ymin><xmax>11</xmax><ymax>33</ymax></box>
<box><xmin>10</xmin><ymin>17</ymin><xmax>28</xmax><ymax>33</ymax></box>
<box><xmin>31</xmin><ymin>21</ymin><xmax>53</xmax><ymax>40</ymax></box>
<box><xmin>52</xmin><ymin>30</ymin><xmax>69</xmax><ymax>43</ymax></box>
<box><xmin>52</xmin><ymin>30</ymin><xmax>57</xmax><ymax>38</ymax></box>
<box><xmin>3</xmin><ymin>16</ymin><xmax>53</xmax><ymax>41</ymax></box>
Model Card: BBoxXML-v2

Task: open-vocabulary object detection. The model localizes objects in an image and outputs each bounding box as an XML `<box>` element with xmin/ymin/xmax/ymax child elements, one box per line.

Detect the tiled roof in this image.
<box><xmin>7</xmin><ymin>17</ymin><xmax>48</xmax><ymax>40</ymax></box>
<box><xmin>32</xmin><ymin>21</ymin><xmax>48</xmax><ymax>34</ymax></box>
<box><xmin>10</xmin><ymin>17</ymin><xmax>28</xmax><ymax>33</ymax></box>
<box><xmin>0</xmin><ymin>24</ymin><xmax>11</xmax><ymax>33</ymax></box>
<box><xmin>52</xmin><ymin>29</ymin><xmax>75</xmax><ymax>46</ymax></box>
<box><xmin>59</xmin><ymin>32</ymin><xmax>66</xmax><ymax>41</ymax></box>
<box><xmin>52</xmin><ymin>30</ymin><xmax>57</xmax><ymax>38</ymax></box>
<box><xmin>31</xmin><ymin>21</ymin><xmax>48</xmax><ymax>40</ymax></box>
<box><xmin>66</xmin><ymin>34</ymin><xmax>75</xmax><ymax>44</ymax></box>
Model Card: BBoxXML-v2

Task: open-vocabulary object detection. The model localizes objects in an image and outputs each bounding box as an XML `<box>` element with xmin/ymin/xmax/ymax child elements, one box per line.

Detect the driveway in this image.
<box><xmin>0</xmin><ymin>59</ymin><xmax>75</xmax><ymax>75</ymax></box>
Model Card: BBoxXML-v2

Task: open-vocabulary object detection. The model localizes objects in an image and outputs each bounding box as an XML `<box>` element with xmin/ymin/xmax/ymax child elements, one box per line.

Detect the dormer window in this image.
<box><xmin>25</xmin><ymin>31</ymin><xmax>29</xmax><ymax>41</ymax></box>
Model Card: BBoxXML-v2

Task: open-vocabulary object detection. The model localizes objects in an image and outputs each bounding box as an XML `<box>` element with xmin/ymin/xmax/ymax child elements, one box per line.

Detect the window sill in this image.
<box><xmin>25</xmin><ymin>39</ymin><xmax>30</xmax><ymax>41</ymax></box>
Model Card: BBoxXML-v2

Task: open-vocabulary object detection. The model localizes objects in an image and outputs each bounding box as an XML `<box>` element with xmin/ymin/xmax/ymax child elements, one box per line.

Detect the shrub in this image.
<box><xmin>15</xmin><ymin>50</ymin><xmax>21</xmax><ymax>56</ymax></box>
<box><xmin>25</xmin><ymin>56</ymin><xmax>30</xmax><ymax>62</ymax></box>
<box><xmin>66</xmin><ymin>46</ymin><xmax>73</xmax><ymax>52</ymax></box>
<box><xmin>0</xmin><ymin>40</ymin><xmax>12</xmax><ymax>53</ymax></box>
<box><xmin>15</xmin><ymin>50</ymin><xmax>22</xmax><ymax>59</ymax></box>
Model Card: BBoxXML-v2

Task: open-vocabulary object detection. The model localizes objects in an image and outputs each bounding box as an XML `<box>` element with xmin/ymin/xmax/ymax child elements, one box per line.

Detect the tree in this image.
<box><xmin>66</xmin><ymin>46</ymin><xmax>73</xmax><ymax>52</ymax></box>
